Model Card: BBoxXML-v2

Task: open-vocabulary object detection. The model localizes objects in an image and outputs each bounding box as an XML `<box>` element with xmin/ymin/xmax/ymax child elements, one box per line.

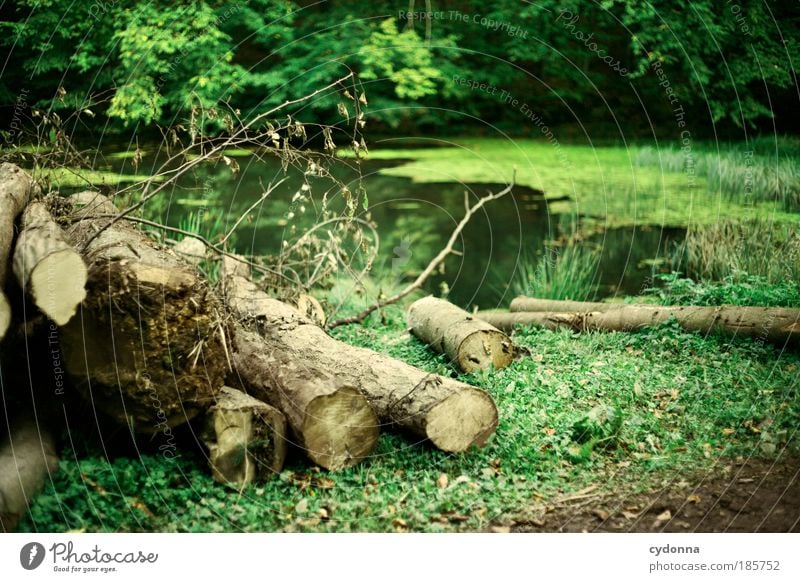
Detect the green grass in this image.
<box><xmin>511</xmin><ymin>243</ymin><xmax>600</xmax><ymax>302</ymax></box>
<box><xmin>18</xmin><ymin>300</ymin><xmax>800</xmax><ymax>532</ymax></box>
<box><xmin>349</xmin><ymin>138</ymin><xmax>798</xmax><ymax>228</ymax></box>
<box><xmin>646</xmin><ymin>272</ymin><xmax>800</xmax><ymax>308</ymax></box>
<box><xmin>33</xmin><ymin>166</ymin><xmax>163</xmax><ymax>189</ymax></box>
<box><xmin>636</xmin><ymin>138</ymin><xmax>800</xmax><ymax>210</ymax></box>
<box><xmin>676</xmin><ymin>219</ymin><xmax>800</xmax><ymax>283</ymax></box>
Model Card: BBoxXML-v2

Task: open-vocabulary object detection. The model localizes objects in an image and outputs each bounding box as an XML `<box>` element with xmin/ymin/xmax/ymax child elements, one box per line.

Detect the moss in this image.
<box><xmin>345</xmin><ymin>139</ymin><xmax>797</xmax><ymax>229</ymax></box>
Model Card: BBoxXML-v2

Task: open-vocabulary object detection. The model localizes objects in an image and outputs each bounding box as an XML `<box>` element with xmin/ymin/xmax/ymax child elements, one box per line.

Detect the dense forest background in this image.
<box><xmin>2</xmin><ymin>0</ymin><xmax>799</xmax><ymax>139</ymax></box>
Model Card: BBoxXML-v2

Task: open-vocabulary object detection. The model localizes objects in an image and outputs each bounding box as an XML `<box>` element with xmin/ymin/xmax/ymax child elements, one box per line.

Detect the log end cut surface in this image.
<box><xmin>457</xmin><ymin>329</ymin><xmax>514</xmax><ymax>372</ymax></box>
<box><xmin>303</xmin><ymin>385</ymin><xmax>379</xmax><ymax>470</ymax></box>
<box><xmin>425</xmin><ymin>388</ymin><xmax>498</xmax><ymax>452</ymax></box>
<box><xmin>206</xmin><ymin>387</ymin><xmax>287</xmax><ymax>486</ymax></box>
<box><xmin>28</xmin><ymin>249</ymin><xmax>87</xmax><ymax>325</ymax></box>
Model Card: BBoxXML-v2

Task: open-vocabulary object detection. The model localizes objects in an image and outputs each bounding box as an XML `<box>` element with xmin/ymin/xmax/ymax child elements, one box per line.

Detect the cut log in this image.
<box><xmin>203</xmin><ymin>387</ymin><xmax>287</xmax><ymax>486</ymax></box>
<box><xmin>0</xmin><ymin>418</ymin><xmax>59</xmax><ymax>532</ymax></box>
<box><xmin>231</xmin><ymin>332</ymin><xmax>379</xmax><ymax>470</ymax></box>
<box><xmin>173</xmin><ymin>237</ymin><xmax>206</xmax><ymax>266</ymax></box>
<box><xmin>12</xmin><ymin>201</ymin><xmax>87</xmax><ymax>325</ymax></box>
<box><xmin>226</xmin><ymin>276</ymin><xmax>498</xmax><ymax>453</ymax></box>
<box><xmin>59</xmin><ymin>191</ymin><xmax>227</xmax><ymax>433</ymax></box>
<box><xmin>221</xmin><ymin>253</ymin><xmax>251</xmax><ymax>279</ymax></box>
<box><xmin>227</xmin><ymin>279</ymin><xmax>378</xmax><ymax>470</ymax></box>
<box><xmin>477</xmin><ymin>305</ymin><xmax>800</xmax><ymax>343</ymax></box>
<box><xmin>510</xmin><ymin>297</ymin><xmax>610</xmax><ymax>313</ymax></box>
<box><xmin>0</xmin><ymin>163</ymin><xmax>40</xmax><ymax>340</ymax></box>
<box><xmin>407</xmin><ymin>296</ymin><xmax>514</xmax><ymax>372</ymax></box>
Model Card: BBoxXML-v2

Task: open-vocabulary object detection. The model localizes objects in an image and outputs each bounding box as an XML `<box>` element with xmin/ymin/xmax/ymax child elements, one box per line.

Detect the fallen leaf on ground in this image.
<box><xmin>652</xmin><ymin>509</ymin><xmax>672</xmax><ymax>527</ymax></box>
<box><xmin>592</xmin><ymin>509</ymin><xmax>610</xmax><ymax>520</ymax></box>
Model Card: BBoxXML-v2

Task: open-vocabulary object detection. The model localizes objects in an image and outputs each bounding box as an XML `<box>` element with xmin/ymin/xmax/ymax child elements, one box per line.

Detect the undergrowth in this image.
<box><xmin>647</xmin><ymin>272</ymin><xmax>800</xmax><ymax>308</ymax></box>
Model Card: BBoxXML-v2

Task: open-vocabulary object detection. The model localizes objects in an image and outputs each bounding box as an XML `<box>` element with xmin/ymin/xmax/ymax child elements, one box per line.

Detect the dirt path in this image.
<box><xmin>511</xmin><ymin>457</ymin><xmax>800</xmax><ymax>533</ymax></box>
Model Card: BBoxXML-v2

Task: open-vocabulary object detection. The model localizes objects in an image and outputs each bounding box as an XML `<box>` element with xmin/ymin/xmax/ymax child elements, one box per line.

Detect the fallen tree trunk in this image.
<box><xmin>203</xmin><ymin>387</ymin><xmax>287</xmax><ymax>486</ymax></box>
<box><xmin>59</xmin><ymin>191</ymin><xmax>227</xmax><ymax>432</ymax></box>
<box><xmin>0</xmin><ymin>417</ymin><xmax>59</xmax><ymax>532</ymax></box>
<box><xmin>0</xmin><ymin>163</ymin><xmax>40</xmax><ymax>340</ymax></box>
<box><xmin>226</xmin><ymin>276</ymin><xmax>498</xmax><ymax>452</ymax></box>
<box><xmin>12</xmin><ymin>201</ymin><xmax>87</xmax><ymax>325</ymax></box>
<box><xmin>407</xmin><ymin>296</ymin><xmax>514</xmax><ymax>372</ymax></box>
<box><xmin>478</xmin><ymin>305</ymin><xmax>800</xmax><ymax>342</ymax></box>
<box><xmin>510</xmin><ymin>297</ymin><xmax>611</xmax><ymax>313</ymax></box>
<box><xmin>227</xmin><ymin>277</ymin><xmax>379</xmax><ymax>470</ymax></box>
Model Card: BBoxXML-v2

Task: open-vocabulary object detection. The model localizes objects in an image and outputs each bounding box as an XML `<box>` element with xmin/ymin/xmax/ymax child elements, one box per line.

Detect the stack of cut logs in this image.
<box><xmin>0</xmin><ymin>163</ymin><xmax>505</xmax><ymax>531</ymax></box>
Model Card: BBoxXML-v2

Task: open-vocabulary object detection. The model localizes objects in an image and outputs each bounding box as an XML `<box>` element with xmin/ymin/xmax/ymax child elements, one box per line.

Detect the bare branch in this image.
<box><xmin>78</xmin><ymin>73</ymin><xmax>357</xmax><ymax>252</ymax></box>
<box><xmin>326</xmin><ymin>171</ymin><xmax>516</xmax><ymax>329</ymax></box>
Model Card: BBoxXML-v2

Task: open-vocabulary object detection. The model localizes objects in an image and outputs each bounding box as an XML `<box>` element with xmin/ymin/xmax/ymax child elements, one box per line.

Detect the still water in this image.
<box><xmin>105</xmin><ymin>148</ymin><xmax>682</xmax><ymax>307</ymax></box>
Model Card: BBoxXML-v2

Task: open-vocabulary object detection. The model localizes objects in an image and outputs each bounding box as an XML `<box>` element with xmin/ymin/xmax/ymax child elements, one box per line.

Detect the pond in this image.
<box><xmin>89</xmin><ymin>141</ymin><xmax>686</xmax><ymax>307</ymax></box>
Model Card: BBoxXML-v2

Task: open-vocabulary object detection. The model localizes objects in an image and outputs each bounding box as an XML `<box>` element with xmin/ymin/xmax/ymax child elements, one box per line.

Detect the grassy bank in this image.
<box><xmin>19</xmin><ymin>284</ymin><xmax>800</xmax><ymax>533</ymax></box>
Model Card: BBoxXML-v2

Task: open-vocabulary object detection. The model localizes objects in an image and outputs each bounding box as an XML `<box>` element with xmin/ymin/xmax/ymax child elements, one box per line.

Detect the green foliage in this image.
<box><xmin>3</xmin><ymin>1</ymin><xmax>797</xmax><ymax>131</ymax></box>
<box><xmin>360</xmin><ymin>19</ymin><xmax>442</xmax><ymax>102</ymax></box>
<box><xmin>3</xmin><ymin>1</ymin><xmax>294</xmax><ymax>124</ymax></box>
<box><xmin>647</xmin><ymin>272</ymin><xmax>800</xmax><ymax>308</ymax></box>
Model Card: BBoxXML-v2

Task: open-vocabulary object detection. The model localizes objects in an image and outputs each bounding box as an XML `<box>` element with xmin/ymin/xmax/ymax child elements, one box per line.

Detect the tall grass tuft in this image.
<box><xmin>635</xmin><ymin>138</ymin><xmax>800</xmax><ymax>210</ymax></box>
<box><xmin>511</xmin><ymin>243</ymin><xmax>600</xmax><ymax>301</ymax></box>
<box><xmin>673</xmin><ymin>219</ymin><xmax>800</xmax><ymax>283</ymax></box>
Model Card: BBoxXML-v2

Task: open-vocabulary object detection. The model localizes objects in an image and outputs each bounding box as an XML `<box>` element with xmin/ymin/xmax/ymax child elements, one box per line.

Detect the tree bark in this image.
<box><xmin>0</xmin><ymin>163</ymin><xmax>40</xmax><ymax>340</ymax></box>
<box><xmin>59</xmin><ymin>191</ymin><xmax>227</xmax><ymax>433</ymax></box>
<box><xmin>12</xmin><ymin>201</ymin><xmax>87</xmax><ymax>325</ymax></box>
<box><xmin>226</xmin><ymin>276</ymin><xmax>498</xmax><ymax>453</ymax></box>
<box><xmin>227</xmin><ymin>277</ymin><xmax>379</xmax><ymax>470</ymax></box>
<box><xmin>510</xmin><ymin>297</ymin><xmax>611</xmax><ymax>313</ymax></box>
<box><xmin>203</xmin><ymin>387</ymin><xmax>287</xmax><ymax>486</ymax></box>
<box><xmin>407</xmin><ymin>296</ymin><xmax>514</xmax><ymax>372</ymax></box>
<box><xmin>0</xmin><ymin>417</ymin><xmax>59</xmax><ymax>532</ymax></box>
<box><xmin>296</xmin><ymin>293</ymin><xmax>326</xmax><ymax>326</ymax></box>
<box><xmin>478</xmin><ymin>305</ymin><xmax>800</xmax><ymax>342</ymax></box>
